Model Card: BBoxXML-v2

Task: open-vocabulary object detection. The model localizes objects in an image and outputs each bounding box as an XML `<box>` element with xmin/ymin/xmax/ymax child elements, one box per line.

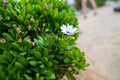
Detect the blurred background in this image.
<box><xmin>67</xmin><ymin>0</ymin><xmax>120</xmax><ymax>80</ymax></box>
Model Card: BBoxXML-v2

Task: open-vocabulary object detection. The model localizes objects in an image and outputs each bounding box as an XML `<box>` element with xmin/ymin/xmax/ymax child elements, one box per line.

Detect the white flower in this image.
<box><xmin>60</xmin><ymin>24</ymin><xmax>78</xmax><ymax>35</ymax></box>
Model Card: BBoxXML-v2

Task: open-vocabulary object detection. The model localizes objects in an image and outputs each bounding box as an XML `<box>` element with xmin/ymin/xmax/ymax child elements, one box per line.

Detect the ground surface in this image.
<box><xmin>76</xmin><ymin>2</ymin><xmax>120</xmax><ymax>80</ymax></box>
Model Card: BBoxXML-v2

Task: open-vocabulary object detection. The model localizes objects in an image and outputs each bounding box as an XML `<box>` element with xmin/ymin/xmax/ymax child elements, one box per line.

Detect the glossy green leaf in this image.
<box><xmin>2</xmin><ymin>33</ymin><xmax>14</xmax><ymax>41</ymax></box>
<box><xmin>20</xmin><ymin>0</ymin><xmax>25</xmax><ymax>5</ymax></box>
<box><xmin>34</xmin><ymin>51</ymin><xmax>42</xmax><ymax>59</ymax></box>
<box><xmin>46</xmin><ymin>72</ymin><xmax>56</xmax><ymax>79</ymax></box>
<box><xmin>63</xmin><ymin>58</ymin><xmax>72</xmax><ymax>63</ymax></box>
<box><xmin>12</xmin><ymin>43</ymin><xmax>23</xmax><ymax>51</ymax></box>
<box><xmin>29</xmin><ymin>60</ymin><xmax>38</xmax><ymax>66</ymax></box>
<box><xmin>66</xmin><ymin>72</ymin><xmax>76</xmax><ymax>80</ymax></box>
<box><xmin>39</xmin><ymin>77</ymin><xmax>44</xmax><ymax>80</ymax></box>
<box><xmin>24</xmin><ymin>74</ymin><xmax>32</xmax><ymax>80</ymax></box>
<box><xmin>26</xmin><ymin>3</ymin><xmax>32</xmax><ymax>13</ymax></box>
<box><xmin>3</xmin><ymin>51</ymin><xmax>13</xmax><ymax>62</ymax></box>
<box><xmin>32</xmin><ymin>20</ymin><xmax>39</xmax><ymax>30</ymax></box>
<box><xmin>46</xmin><ymin>61</ymin><xmax>53</xmax><ymax>67</ymax></box>
<box><xmin>17</xmin><ymin>15</ymin><xmax>24</xmax><ymax>23</ymax></box>
<box><xmin>39</xmin><ymin>64</ymin><xmax>45</xmax><ymax>69</ymax></box>
<box><xmin>43</xmin><ymin>48</ymin><xmax>48</xmax><ymax>57</ymax></box>
<box><xmin>15</xmin><ymin>62</ymin><xmax>23</xmax><ymax>69</ymax></box>
<box><xmin>18</xmin><ymin>56</ymin><xmax>28</xmax><ymax>66</ymax></box>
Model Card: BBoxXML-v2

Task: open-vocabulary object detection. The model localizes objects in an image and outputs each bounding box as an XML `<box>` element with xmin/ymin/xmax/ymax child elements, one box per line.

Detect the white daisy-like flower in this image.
<box><xmin>60</xmin><ymin>24</ymin><xmax>78</xmax><ymax>35</ymax></box>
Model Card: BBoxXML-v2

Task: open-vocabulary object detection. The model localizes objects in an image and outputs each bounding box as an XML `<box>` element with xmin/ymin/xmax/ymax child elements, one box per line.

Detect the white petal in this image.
<box><xmin>61</xmin><ymin>30</ymin><xmax>67</xmax><ymax>34</ymax></box>
<box><xmin>61</xmin><ymin>25</ymin><xmax>67</xmax><ymax>33</ymax></box>
<box><xmin>67</xmin><ymin>25</ymin><xmax>73</xmax><ymax>31</ymax></box>
<box><xmin>60</xmin><ymin>25</ymin><xmax>66</xmax><ymax>30</ymax></box>
<box><xmin>72</xmin><ymin>28</ymin><xmax>78</xmax><ymax>33</ymax></box>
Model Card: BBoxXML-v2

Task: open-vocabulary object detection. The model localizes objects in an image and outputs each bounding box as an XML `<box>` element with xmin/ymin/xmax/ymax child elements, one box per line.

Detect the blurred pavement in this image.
<box><xmin>76</xmin><ymin>2</ymin><xmax>120</xmax><ymax>80</ymax></box>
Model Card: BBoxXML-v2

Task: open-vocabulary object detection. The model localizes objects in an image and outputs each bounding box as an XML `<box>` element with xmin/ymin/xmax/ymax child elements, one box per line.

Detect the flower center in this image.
<box><xmin>66</xmin><ymin>31</ymin><xmax>70</xmax><ymax>33</ymax></box>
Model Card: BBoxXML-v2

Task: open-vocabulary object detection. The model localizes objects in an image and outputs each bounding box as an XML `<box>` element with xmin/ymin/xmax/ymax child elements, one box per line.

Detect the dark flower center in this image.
<box><xmin>66</xmin><ymin>31</ymin><xmax>70</xmax><ymax>33</ymax></box>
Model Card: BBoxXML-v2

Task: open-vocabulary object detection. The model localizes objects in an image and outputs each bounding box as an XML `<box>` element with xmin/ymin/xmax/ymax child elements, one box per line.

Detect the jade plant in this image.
<box><xmin>0</xmin><ymin>0</ymin><xmax>89</xmax><ymax>80</ymax></box>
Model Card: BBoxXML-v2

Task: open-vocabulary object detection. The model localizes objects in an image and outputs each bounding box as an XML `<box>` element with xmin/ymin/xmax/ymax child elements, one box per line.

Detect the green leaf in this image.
<box><xmin>10</xmin><ymin>50</ymin><xmax>19</xmax><ymax>57</ymax></box>
<box><xmin>26</xmin><ymin>3</ymin><xmax>32</xmax><ymax>13</ymax></box>
<box><xmin>43</xmin><ymin>48</ymin><xmax>48</xmax><ymax>57</ymax></box>
<box><xmin>32</xmin><ymin>20</ymin><xmax>39</xmax><ymax>30</ymax></box>
<box><xmin>20</xmin><ymin>6</ymin><xmax>25</xmax><ymax>18</ymax></box>
<box><xmin>48</xmin><ymin>55</ymin><xmax>54</xmax><ymax>59</ymax></box>
<box><xmin>37</xmin><ymin>36</ymin><xmax>45</xmax><ymax>45</ymax></box>
<box><xmin>27</xmin><ymin>57</ymin><xmax>35</xmax><ymax>61</ymax></box>
<box><xmin>20</xmin><ymin>52</ymin><xmax>27</xmax><ymax>56</ymax></box>
<box><xmin>36</xmin><ymin>5</ymin><xmax>42</xmax><ymax>12</ymax></box>
<box><xmin>24</xmin><ymin>74</ymin><xmax>32</xmax><ymax>80</ymax></box>
<box><xmin>63</xmin><ymin>58</ymin><xmax>72</xmax><ymax>63</ymax></box>
<box><xmin>38</xmin><ymin>77</ymin><xmax>44</xmax><ymax>80</ymax></box>
<box><xmin>42</xmin><ymin>57</ymin><xmax>48</xmax><ymax>62</ymax></box>
<box><xmin>20</xmin><ymin>0</ymin><xmax>25</xmax><ymax>5</ymax></box>
<box><xmin>15</xmin><ymin>62</ymin><xmax>24</xmax><ymax>69</ymax></box>
<box><xmin>29</xmin><ymin>60</ymin><xmax>38</xmax><ymax>66</ymax></box>
<box><xmin>9</xmin><ymin>8</ymin><xmax>17</xmax><ymax>19</ymax></box>
<box><xmin>46</xmin><ymin>61</ymin><xmax>53</xmax><ymax>67</ymax></box>
<box><xmin>18</xmin><ymin>56</ymin><xmax>28</xmax><ymax>66</ymax></box>
<box><xmin>0</xmin><ymin>55</ymin><xmax>9</xmax><ymax>64</ymax></box>
<box><xmin>4</xmin><ymin>17</ymin><xmax>10</xmax><ymax>21</ymax></box>
<box><xmin>3</xmin><ymin>51</ymin><xmax>13</xmax><ymax>62</ymax></box>
<box><xmin>35</xmin><ymin>73</ymin><xmax>39</xmax><ymax>80</ymax></box>
<box><xmin>12</xmin><ymin>43</ymin><xmax>23</xmax><ymax>51</ymax></box>
<box><xmin>24</xmin><ymin>19</ymin><xmax>30</xmax><ymax>25</ymax></box>
<box><xmin>3</xmin><ymin>33</ymin><xmax>14</xmax><ymax>42</ymax></box>
<box><xmin>3</xmin><ymin>23</ymin><xmax>11</xmax><ymax>27</ymax></box>
<box><xmin>39</xmin><ymin>64</ymin><xmax>44</xmax><ymax>69</ymax></box>
<box><xmin>41</xmin><ymin>69</ymin><xmax>47</xmax><ymax>74</ymax></box>
<box><xmin>56</xmin><ymin>54</ymin><xmax>64</xmax><ymax>59</ymax></box>
<box><xmin>34</xmin><ymin>51</ymin><xmax>42</xmax><ymax>59</ymax></box>
<box><xmin>46</xmin><ymin>72</ymin><xmax>56</xmax><ymax>79</ymax></box>
<box><xmin>66</xmin><ymin>72</ymin><xmax>76</xmax><ymax>80</ymax></box>
<box><xmin>17</xmin><ymin>15</ymin><xmax>24</xmax><ymax>23</ymax></box>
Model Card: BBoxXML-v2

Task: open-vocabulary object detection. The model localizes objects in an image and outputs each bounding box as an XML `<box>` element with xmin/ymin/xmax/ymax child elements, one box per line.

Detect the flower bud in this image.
<box><xmin>36</xmin><ymin>27</ymin><xmax>40</xmax><ymax>32</ymax></box>
<box><xmin>42</xmin><ymin>23</ymin><xmax>45</xmax><ymax>27</ymax></box>
<box><xmin>45</xmin><ymin>29</ymin><xmax>49</xmax><ymax>32</ymax></box>
<box><xmin>18</xmin><ymin>38</ymin><xmax>22</xmax><ymax>42</ymax></box>
<box><xmin>72</xmin><ymin>63</ymin><xmax>76</xmax><ymax>66</ymax></box>
<box><xmin>0</xmin><ymin>18</ymin><xmax>3</xmax><ymax>21</ymax></box>
<box><xmin>8</xmin><ymin>29</ymin><xmax>13</xmax><ymax>32</ymax></box>
<box><xmin>44</xmin><ymin>4</ymin><xmax>49</xmax><ymax>10</ymax></box>
<box><xmin>3</xmin><ymin>0</ymin><xmax>8</xmax><ymax>7</ymax></box>
<box><xmin>16</xmin><ymin>27</ymin><xmax>22</xmax><ymax>33</ymax></box>
<box><xmin>27</xmin><ymin>25</ymin><xmax>32</xmax><ymax>30</ymax></box>
<box><xmin>0</xmin><ymin>39</ymin><xmax>6</xmax><ymax>43</ymax></box>
<box><xmin>32</xmin><ymin>42</ymin><xmax>35</xmax><ymax>46</ymax></box>
<box><xmin>27</xmin><ymin>38</ymin><xmax>31</xmax><ymax>43</ymax></box>
<box><xmin>30</xmin><ymin>18</ymin><xmax>35</xmax><ymax>23</ymax></box>
<box><xmin>13</xmin><ymin>24</ymin><xmax>17</xmax><ymax>27</ymax></box>
<box><xmin>68</xmin><ymin>67</ymin><xmax>72</xmax><ymax>71</ymax></box>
